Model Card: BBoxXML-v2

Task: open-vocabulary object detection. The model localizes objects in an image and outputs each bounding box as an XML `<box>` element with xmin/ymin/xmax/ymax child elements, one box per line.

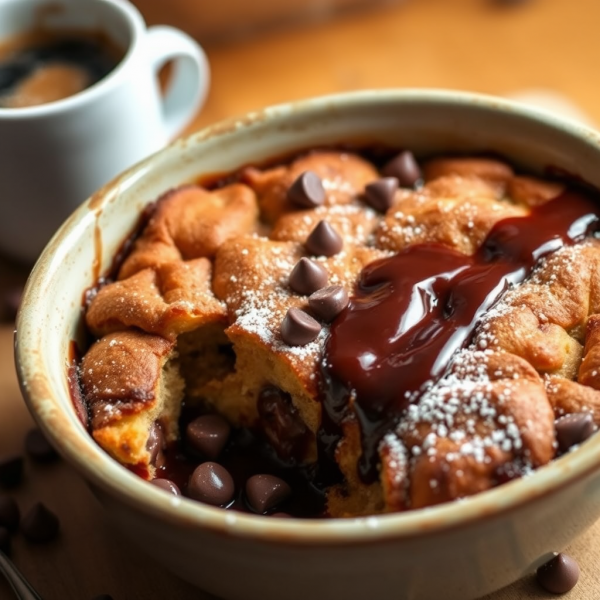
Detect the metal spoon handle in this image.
<box><xmin>0</xmin><ymin>551</ymin><xmax>43</xmax><ymax>600</ymax></box>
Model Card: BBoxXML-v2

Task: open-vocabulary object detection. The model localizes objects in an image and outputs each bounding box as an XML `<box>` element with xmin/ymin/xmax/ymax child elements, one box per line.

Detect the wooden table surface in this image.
<box><xmin>2</xmin><ymin>0</ymin><xmax>600</xmax><ymax>598</ymax></box>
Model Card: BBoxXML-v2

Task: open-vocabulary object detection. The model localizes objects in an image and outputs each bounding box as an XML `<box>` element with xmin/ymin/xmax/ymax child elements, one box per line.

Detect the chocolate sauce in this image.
<box><xmin>257</xmin><ymin>387</ymin><xmax>313</xmax><ymax>464</ymax></box>
<box><xmin>67</xmin><ymin>341</ymin><xmax>89</xmax><ymax>430</ymax></box>
<box><xmin>323</xmin><ymin>191</ymin><xmax>600</xmax><ymax>483</ymax></box>
<box><xmin>92</xmin><ymin>222</ymin><xmax>102</xmax><ymax>285</ymax></box>
<box><xmin>157</xmin><ymin>404</ymin><xmax>326</xmax><ymax>518</ymax></box>
<box><xmin>83</xmin><ymin>200</ymin><xmax>157</xmax><ymax>309</ymax></box>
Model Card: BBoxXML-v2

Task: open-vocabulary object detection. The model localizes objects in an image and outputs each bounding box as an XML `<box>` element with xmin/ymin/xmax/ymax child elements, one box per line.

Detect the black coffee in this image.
<box><xmin>0</xmin><ymin>30</ymin><xmax>123</xmax><ymax>108</ymax></box>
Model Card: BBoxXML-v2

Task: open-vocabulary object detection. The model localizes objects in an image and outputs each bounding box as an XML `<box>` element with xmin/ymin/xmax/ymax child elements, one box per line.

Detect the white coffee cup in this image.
<box><xmin>0</xmin><ymin>0</ymin><xmax>210</xmax><ymax>263</ymax></box>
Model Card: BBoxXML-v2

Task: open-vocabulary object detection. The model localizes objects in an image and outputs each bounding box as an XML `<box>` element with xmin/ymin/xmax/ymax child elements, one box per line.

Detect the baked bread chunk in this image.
<box><xmin>80</xmin><ymin>330</ymin><xmax>184</xmax><ymax>477</ymax></box>
<box><xmin>241</xmin><ymin>150</ymin><xmax>379</xmax><ymax>224</ymax></box>
<box><xmin>79</xmin><ymin>150</ymin><xmax>600</xmax><ymax>516</ymax></box>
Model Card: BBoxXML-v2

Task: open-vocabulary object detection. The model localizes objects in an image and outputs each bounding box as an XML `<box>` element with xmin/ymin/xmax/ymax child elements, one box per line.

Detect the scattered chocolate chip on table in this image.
<box><xmin>536</xmin><ymin>553</ymin><xmax>580</xmax><ymax>594</ymax></box>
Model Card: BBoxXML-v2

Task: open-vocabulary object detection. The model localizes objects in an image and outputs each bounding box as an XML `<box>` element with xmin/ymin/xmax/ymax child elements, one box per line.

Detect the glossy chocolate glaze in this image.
<box><xmin>323</xmin><ymin>191</ymin><xmax>600</xmax><ymax>483</ymax></box>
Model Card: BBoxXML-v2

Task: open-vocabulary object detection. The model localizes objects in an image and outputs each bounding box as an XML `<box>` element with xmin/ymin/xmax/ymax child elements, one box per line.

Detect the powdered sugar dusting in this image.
<box><xmin>474</xmin><ymin>242</ymin><xmax>592</xmax><ymax>352</ymax></box>
<box><xmin>221</xmin><ymin>235</ymin><xmax>387</xmax><ymax>368</ymax></box>
<box><xmin>380</xmin><ymin>433</ymin><xmax>409</xmax><ymax>489</ymax></box>
<box><xmin>387</xmin><ymin>350</ymin><xmax>531</xmax><ymax>489</ymax></box>
<box><xmin>222</xmin><ymin>238</ymin><xmax>327</xmax><ymax>367</ymax></box>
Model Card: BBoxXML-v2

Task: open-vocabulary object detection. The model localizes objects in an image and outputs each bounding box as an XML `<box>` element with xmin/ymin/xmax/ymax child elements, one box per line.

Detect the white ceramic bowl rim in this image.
<box><xmin>16</xmin><ymin>88</ymin><xmax>600</xmax><ymax>545</ymax></box>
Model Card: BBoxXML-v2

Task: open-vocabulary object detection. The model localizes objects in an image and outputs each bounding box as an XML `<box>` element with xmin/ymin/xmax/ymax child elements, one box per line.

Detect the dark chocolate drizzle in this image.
<box><xmin>67</xmin><ymin>341</ymin><xmax>89</xmax><ymax>431</ymax></box>
<box><xmin>323</xmin><ymin>192</ymin><xmax>600</xmax><ymax>483</ymax></box>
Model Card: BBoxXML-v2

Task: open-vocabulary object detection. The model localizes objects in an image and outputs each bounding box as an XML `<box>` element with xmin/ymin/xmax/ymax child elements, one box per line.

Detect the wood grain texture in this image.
<box><xmin>188</xmin><ymin>0</ymin><xmax>600</xmax><ymax>133</ymax></box>
<box><xmin>131</xmin><ymin>0</ymin><xmax>398</xmax><ymax>43</ymax></box>
<box><xmin>2</xmin><ymin>0</ymin><xmax>600</xmax><ymax>596</ymax></box>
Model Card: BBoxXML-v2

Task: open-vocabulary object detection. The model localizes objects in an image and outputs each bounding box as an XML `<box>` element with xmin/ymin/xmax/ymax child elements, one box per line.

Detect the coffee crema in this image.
<box><xmin>0</xmin><ymin>28</ymin><xmax>124</xmax><ymax>108</ymax></box>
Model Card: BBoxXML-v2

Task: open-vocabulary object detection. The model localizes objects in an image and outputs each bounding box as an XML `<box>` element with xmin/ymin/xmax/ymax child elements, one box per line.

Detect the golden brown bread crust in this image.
<box><xmin>271</xmin><ymin>203</ymin><xmax>380</xmax><ymax>247</ymax></box>
<box><xmin>80</xmin><ymin>148</ymin><xmax>600</xmax><ymax>514</ymax></box>
<box><xmin>376</xmin><ymin>175</ymin><xmax>528</xmax><ymax>255</ymax></box>
<box><xmin>544</xmin><ymin>314</ymin><xmax>600</xmax><ymax>422</ymax></box>
<box><xmin>475</xmin><ymin>242</ymin><xmax>600</xmax><ymax>379</ymax></box>
<box><xmin>423</xmin><ymin>157</ymin><xmax>514</xmax><ymax>195</ymax></box>
<box><xmin>241</xmin><ymin>150</ymin><xmax>379</xmax><ymax>224</ymax></box>
<box><xmin>119</xmin><ymin>183</ymin><xmax>259</xmax><ymax>279</ymax></box>
<box><xmin>381</xmin><ymin>351</ymin><xmax>554</xmax><ymax>511</ymax></box>
<box><xmin>579</xmin><ymin>315</ymin><xmax>600</xmax><ymax>388</ymax></box>
<box><xmin>80</xmin><ymin>330</ymin><xmax>184</xmax><ymax>472</ymax></box>
<box><xmin>81</xmin><ymin>330</ymin><xmax>173</xmax><ymax>424</ymax></box>
<box><xmin>507</xmin><ymin>176</ymin><xmax>565</xmax><ymax>207</ymax></box>
<box><xmin>329</xmin><ymin>349</ymin><xmax>556</xmax><ymax>516</ymax></box>
<box><xmin>546</xmin><ymin>377</ymin><xmax>600</xmax><ymax>420</ymax></box>
<box><xmin>86</xmin><ymin>259</ymin><xmax>227</xmax><ymax>341</ymax></box>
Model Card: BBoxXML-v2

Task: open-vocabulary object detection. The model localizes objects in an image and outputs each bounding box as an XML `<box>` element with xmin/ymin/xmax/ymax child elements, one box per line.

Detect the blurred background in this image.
<box><xmin>135</xmin><ymin>0</ymin><xmax>599</xmax><ymax>131</ymax></box>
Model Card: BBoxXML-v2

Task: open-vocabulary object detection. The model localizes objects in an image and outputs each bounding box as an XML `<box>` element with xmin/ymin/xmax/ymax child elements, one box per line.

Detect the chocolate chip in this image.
<box><xmin>25</xmin><ymin>428</ymin><xmax>58</xmax><ymax>463</ymax></box>
<box><xmin>281</xmin><ymin>308</ymin><xmax>321</xmax><ymax>346</ymax></box>
<box><xmin>246</xmin><ymin>474</ymin><xmax>291</xmax><ymax>514</ymax></box>
<box><xmin>0</xmin><ymin>455</ymin><xmax>24</xmax><ymax>488</ymax></box>
<box><xmin>382</xmin><ymin>151</ymin><xmax>421</xmax><ymax>187</ymax></box>
<box><xmin>188</xmin><ymin>462</ymin><xmax>234</xmax><ymax>507</ymax></box>
<box><xmin>555</xmin><ymin>413</ymin><xmax>595</xmax><ymax>453</ymax></box>
<box><xmin>186</xmin><ymin>415</ymin><xmax>231</xmax><ymax>460</ymax></box>
<box><xmin>146</xmin><ymin>422</ymin><xmax>166</xmax><ymax>468</ymax></box>
<box><xmin>0</xmin><ymin>527</ymin><xmax>10</xmax><ymax>554</ymax></box>
<box><xmin>287</xmin><ymin>171</ymin><xmax>325</xmax><ymax>208</ymax></box>
<box><xmin>364</xmin><ymin>177</ymin><xmax>399</xmax><ymax>212</ymax></box>
<box><xmin>289</xmin><ymin>258</ymin><xmax>328</xmax><ymax>296</ymax></box>
<box><xmin>21</xmin><ymin>503</ymin><xmax>59</xmax><ymax>542</ymax></box>
<box><xmin>305</xmin><ymin>221</ymin><xmax>343</xmax><ymax>257</ymax></box>
<box><xmin>309</xmin><ymin>285</ymin><xmax>349</xmax><ymax>322</ymax></box>
<box><xmin>0</xmin><ymin>495</ymin><xmax>19</xmax><ymax>532</ymax></box>
<box><xmin>150</xmin><ymin>478</ymin><xmax>181</xmax><ymax>496</ymax></box>
<box><xmin>536</xmin><ymin>553</ymin><xmax>579</xmax><ymax>594</ymax></box>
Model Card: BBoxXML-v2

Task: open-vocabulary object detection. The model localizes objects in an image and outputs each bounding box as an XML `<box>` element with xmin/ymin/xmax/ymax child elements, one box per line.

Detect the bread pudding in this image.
<box><xmin>77</xmin><ymin>149</ymin><xmax>600</xmax><ymax>517</ymax></box>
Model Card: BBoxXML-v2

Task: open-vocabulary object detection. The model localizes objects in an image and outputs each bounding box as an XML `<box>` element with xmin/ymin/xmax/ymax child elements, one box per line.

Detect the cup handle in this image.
<box><xmin>145</xmin><ymin>25</ymin><xmax>210</xmax><ymax>140</ymax></box>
